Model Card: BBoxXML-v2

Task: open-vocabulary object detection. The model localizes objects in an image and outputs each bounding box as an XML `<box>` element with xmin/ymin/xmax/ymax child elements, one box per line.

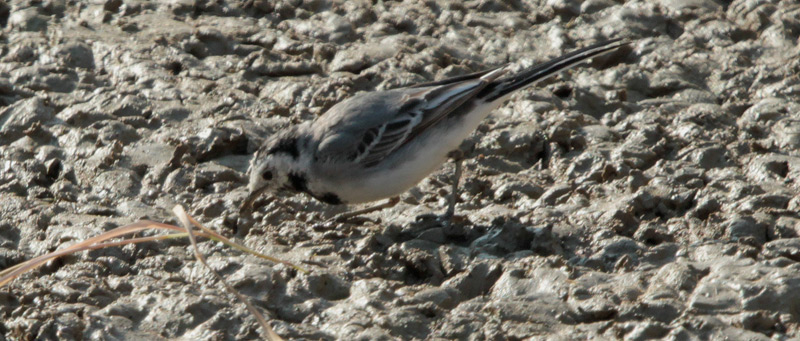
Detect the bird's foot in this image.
<box><xmin>312</xmin><ymin>215</ymin><xmax>375</xmax><ymax>230</ymax></box>
<box><xmin>312</xmin><ymin>197</ymin><xmax>400</xmax><ymax>229</ymax></box>
<box><xmin>415</xmin><ymin>212</ymin><xmax>467</xmax><ymax>228</ymax></box>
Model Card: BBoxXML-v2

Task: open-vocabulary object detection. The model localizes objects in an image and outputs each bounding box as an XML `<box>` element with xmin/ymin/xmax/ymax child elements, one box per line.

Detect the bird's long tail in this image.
<box><xmin>478</xmin><ymin>38</ymin><xmax>629</xmax><ymax>102</ymax></box>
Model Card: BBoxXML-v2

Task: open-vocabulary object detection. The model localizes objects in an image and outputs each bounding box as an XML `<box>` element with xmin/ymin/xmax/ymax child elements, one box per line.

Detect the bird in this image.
<box><xmin>241</xmin><ymin>39</ymin><xmax>629</xmax><ymax>223</ymax></box>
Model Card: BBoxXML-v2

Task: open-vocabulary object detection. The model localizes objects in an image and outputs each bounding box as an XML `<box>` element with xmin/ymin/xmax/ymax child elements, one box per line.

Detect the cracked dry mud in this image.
<box><xmin>1</xmin><ymin>0</ymin><xmax>800</xmax><ymax>340</ymax></box>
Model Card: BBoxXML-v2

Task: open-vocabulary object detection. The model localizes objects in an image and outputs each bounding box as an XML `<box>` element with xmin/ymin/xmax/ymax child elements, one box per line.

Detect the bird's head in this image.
<box><xmin>241</xmin><ymin>128</ymin><xmax>304</xmax><ymax>212</ymax></box>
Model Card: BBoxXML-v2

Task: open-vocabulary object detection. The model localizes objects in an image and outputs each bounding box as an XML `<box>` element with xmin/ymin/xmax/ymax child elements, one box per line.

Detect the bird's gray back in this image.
<box><xmin>310</xmin><ymin>88</ymin><xmax>421</xmax><ymax>162</ymax></box>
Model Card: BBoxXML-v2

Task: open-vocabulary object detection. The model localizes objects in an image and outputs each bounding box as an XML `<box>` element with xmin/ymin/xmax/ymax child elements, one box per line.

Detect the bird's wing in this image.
<box><xmin>314</xmin><ymin>38</ymin><xmax>629</xmax><ymax>169</ymax></box>
<box><xmin>315</xmin><ymin>67</ymin><xmax>507</xmax><ymax>168</ymax></box>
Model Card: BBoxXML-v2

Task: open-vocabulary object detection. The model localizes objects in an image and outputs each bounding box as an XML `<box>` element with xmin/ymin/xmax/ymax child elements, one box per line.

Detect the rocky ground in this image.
<box><xmin>1</xmin><ymin>0</ymin><xmax>799</xmax><ymax>339</ymax></box>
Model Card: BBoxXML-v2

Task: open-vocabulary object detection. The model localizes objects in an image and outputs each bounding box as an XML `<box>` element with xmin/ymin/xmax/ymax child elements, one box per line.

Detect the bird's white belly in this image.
<box><xmin>329</xmin><ymin>101</ymin><xmax>500</xmax><ymax>204</ymax></box>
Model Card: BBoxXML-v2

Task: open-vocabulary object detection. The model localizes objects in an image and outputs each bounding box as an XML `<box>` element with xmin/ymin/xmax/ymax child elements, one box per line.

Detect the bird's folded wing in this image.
<box><xmin>314</xmin><ymin>67</ymin><xmax>506</xmax><ymax>168</ymax></box>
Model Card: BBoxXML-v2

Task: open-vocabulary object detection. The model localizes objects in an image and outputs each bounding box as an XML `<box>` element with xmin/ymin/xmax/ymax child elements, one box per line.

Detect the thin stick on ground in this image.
<box><xmin>0</xmin><ymin>219</ymin><xmax>307</xmax><ymax>287</ymax></box>
<box><xmin>173</xmin><ymin>205</ymin><xmax>283</xmax><ymax>341</ymax></box>
<box><xmin>0</xmin><ymin>206</ymin><xmax>299</xmax><ymax>339</ymax></box>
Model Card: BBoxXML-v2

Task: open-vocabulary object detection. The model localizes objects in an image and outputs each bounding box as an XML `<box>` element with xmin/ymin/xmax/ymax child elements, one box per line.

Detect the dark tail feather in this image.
<box><xmin>479</xmin><ymin>38</ymin><xmax>629</xmax><ymax>102</ymax></box>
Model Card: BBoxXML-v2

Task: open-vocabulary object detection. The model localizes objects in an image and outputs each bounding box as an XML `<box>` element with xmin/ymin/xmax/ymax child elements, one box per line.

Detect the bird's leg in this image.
<box><xmin>443</xmin><ymin>150</ymin><xmax>465</xmax><ymax>224</ymax></box>
<box><xmin>329</xmin><ymin>196</ymin><xmax>400</xmax><ymax>223</ymax></box>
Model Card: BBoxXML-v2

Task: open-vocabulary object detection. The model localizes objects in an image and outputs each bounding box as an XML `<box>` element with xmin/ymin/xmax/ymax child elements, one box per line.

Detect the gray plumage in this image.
<box><xmin>243</xmin><ymin>39</ymin><xmax>628</xmax><ymax>209</ymax></box>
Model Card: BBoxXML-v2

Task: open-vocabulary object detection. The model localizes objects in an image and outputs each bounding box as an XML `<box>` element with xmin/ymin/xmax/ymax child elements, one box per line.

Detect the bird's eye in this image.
<box><xmin>261</xmin><ymin>170</ymin><xmax>273</xmax><ymax>181</ymax></box>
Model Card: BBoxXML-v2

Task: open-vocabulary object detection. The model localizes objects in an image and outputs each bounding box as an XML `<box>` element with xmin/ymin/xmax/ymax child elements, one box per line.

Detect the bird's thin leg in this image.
<box><xmin>330</xmin><ymin>196</ymin><xmax>400</xmax><ymax>223</ymax></box>
<box><xmin>443</xmin><ymin>150</ymin><xmax>464</xmax><ymax>223</ymax></box>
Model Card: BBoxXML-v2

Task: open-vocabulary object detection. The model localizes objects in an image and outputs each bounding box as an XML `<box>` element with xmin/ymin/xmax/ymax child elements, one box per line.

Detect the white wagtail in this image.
<box><xmin>241</xmin><ymin>39</ymin><xmax>629</xmax><ymax>222</ymax></box>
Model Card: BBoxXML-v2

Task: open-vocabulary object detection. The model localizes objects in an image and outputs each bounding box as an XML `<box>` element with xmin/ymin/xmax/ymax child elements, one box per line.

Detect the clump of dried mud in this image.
<box><xmin>1</xmin><ymin>0</ymin><xmax>800</xmax><ymax>339</ymax></box>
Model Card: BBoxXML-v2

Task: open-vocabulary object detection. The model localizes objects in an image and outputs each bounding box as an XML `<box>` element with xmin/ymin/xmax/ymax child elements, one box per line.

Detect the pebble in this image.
<box><xmin>3</xmin><ymin>0</ymin><xmax>800</xmax><ymax>339</ymax></box>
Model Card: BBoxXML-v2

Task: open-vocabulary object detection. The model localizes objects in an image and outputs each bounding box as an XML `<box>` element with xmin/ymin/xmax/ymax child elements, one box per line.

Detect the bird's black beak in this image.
<box><xmin>240</xmin><ymin>186</ymin><xmax>270</xmax><ymax>214</ymax></box>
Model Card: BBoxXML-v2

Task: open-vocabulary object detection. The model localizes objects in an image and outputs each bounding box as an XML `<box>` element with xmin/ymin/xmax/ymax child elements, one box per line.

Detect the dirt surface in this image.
<box><xmin>1</xmin><ymin>0</ymin><xmax>800</xmax><ymax>339</ymax></box>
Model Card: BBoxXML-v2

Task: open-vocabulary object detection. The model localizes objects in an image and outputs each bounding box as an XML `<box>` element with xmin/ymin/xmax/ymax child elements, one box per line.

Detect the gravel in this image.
<box><xmin>1</xmin><ymin>0</ymin><xmax>800</xmax><ymax>339</ymax></box>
